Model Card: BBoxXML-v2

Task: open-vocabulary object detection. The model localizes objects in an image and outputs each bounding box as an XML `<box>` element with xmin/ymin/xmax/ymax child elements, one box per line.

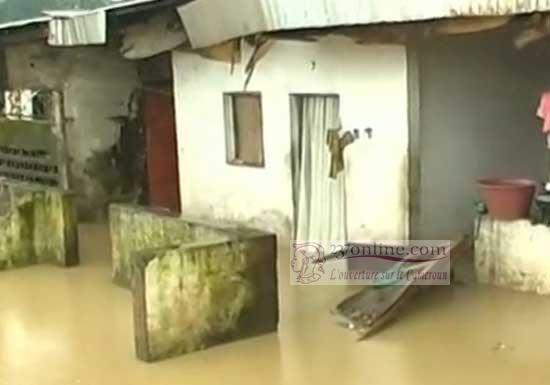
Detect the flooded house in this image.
<box><xmin>177</xmin><ymin>0</ymin><xmax>550</xmax><ymax>288</ymax></box>
<box><xmin>1</xmin><ymin>0</ymin><xmax>550</xmax><ymax>384</ymax></box>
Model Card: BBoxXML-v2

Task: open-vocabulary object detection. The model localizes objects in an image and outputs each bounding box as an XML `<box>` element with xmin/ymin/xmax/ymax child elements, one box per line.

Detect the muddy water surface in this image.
<box><xmin>1</xmin><ymin>225</ymin><xmax>550</xmax><ymax>385</ymax></box>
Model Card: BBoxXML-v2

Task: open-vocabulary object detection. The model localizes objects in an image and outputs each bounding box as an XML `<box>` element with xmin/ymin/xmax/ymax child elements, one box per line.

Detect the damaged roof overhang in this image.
<box><xmin>177</xmin><ymin>0</ymin><xmax>550</xmax><ymax>48</ymax></box>
<box><xmin>0</xmin><ymin>0</ymin><xmax>188</xmax><ymax>48</ymax></box>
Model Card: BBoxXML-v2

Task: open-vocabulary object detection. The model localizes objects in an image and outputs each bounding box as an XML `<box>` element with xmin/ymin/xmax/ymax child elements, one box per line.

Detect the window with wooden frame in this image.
<box><xmin>223</xmin><ymin>92</ymin><xmax>265</xmax><ymax>167</ymax></box>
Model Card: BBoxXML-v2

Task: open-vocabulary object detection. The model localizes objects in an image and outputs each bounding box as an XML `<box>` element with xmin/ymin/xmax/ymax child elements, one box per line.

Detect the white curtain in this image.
<box><xmin>292</xmin><ymin>95</ymin><xmax>348</xmax><ymax>245</ymax></box>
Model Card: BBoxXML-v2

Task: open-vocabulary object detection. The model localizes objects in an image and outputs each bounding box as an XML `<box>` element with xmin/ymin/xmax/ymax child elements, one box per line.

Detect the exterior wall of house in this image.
<box><xmin>172</xmin><ymin>36</ymin><xmax>409</xmax><ymax>294</ymax></box>
<box><xmin>417</xmin><ymin>29</ymin><xmax>549</xmax><ymax>239</ymax></box>
<box><xmin>4</xmin><ymin>41</ymin><xmax>140</xmax><ymax>220</ymax></box>
<box><xmin>62</xmin><ymin>51</ymin><xmax>141</xmax><ymax>220</ymax></box>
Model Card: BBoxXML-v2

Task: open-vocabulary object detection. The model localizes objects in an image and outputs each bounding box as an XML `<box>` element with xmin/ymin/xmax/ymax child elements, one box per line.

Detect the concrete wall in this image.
<box><xmin>172</xmin><ymin>36</ymin><xmax>409</xmax><ymax>253</ymax></box>
<box><xmin>417</xmin><ymin>29</ymin><xmax>549</xmax><ymax>239</ymax></box>
<box><xmin>475</xmin><ymin>216</ymin><xmax>550</xmax><ymax>294</ymax></box>
<box><xmin>4</xmin><ymin>41</ymin><xmax>141</xmax><ymax>220</ymax></box>
<box><xmin>0</xmin><ymin>180</ymin><xmax>78</xmax><ymax>270</ymax></box>
<box><xmin>63</xmin><ymin>50</ymin><xmax>140</xmax><ymax>220</ymax></box>
<box><xmin>133</xmin><ymin>232</ymin><xmax>278</xmax><ymax>362</ymax></box>
<box><xmin>109</xmin><ymin>204</ymin><xmax>278</xmax><ymax>362</ymax></box>
<box><xmin>109</xmin><ymin>204</ymin><xmax>230</xmax><ymax>287</ymax></box>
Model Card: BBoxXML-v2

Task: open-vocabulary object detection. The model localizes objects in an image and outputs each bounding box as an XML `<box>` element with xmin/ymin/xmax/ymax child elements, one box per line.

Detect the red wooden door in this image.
<box><xmin>143</xmin><ymin>89</ymin><xmax>181</xmax><ymax>213</ymax></box>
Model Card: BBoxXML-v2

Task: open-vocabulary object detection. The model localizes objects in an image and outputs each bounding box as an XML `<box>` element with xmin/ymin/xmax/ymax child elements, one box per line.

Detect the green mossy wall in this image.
<box><xmin>133</xmin><ymin>234</ymin><xmax>278</xmax><ymax>362</ymax></box>
<box><xmin>110</xmin><ymin>204</ymin><xmax>230</xmax><ymax>287</ymax></box>
<box><xmin>0</xmin><ymin>181</ymin><xmax>78</xmax><ymax>270</ymax></box>
<box><xmin>143</xmin><ymin>242</ymin><xmax>254</xmax><ymax>360</ymax></box>
<box><xmin>109</xmin><ymin>204</ymin><xmax>278</xmax><ymax>362</ymax></box>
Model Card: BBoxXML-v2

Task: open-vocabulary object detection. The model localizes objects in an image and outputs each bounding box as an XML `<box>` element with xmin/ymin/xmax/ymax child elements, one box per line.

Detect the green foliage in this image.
<box><xmin>0</xmin><ymin>0</ymin><xmax>115</xmax><ymax>25</ymax></box>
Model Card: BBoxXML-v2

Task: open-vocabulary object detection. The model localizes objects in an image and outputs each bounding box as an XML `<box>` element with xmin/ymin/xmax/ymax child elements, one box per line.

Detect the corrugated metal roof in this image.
<box><xmin>44</xmin><ymin>0</ymin><xmax>173</xmax><ymax>46</ymax></box>
<box><xmin>46</xmin><ymin>9</ymin><xmax>107</xmax><ymax>46</ymax></box>
<box><xmin>0</xmin><ymin>0</ymin><xmax>161</xmax><ymax>38</ymax></box>
<box><xmin>0</xmin><ymin>16</ymin><xmax>50</xmax><ymax>32</ymax></box>
<box><xmin>178</xmin><ymin>0</ymin><xmax>550</xmax><ymax>48</ymax></box>
<box><xmin>0</xmin><ymin>0</ymin><xmax>144</xmax><ymax>26</ymax></box>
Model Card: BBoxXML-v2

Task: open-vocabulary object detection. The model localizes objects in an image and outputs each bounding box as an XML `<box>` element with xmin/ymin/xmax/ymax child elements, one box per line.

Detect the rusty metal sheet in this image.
<box><xmin>178</xmin><ymin>0</ymin><xmax>550</xmax><ymax>48</ymax></box>
<box><xmin>334</xmin><ymin>237</ymin><xmax>470</xmax><ymax>339</ymax></box>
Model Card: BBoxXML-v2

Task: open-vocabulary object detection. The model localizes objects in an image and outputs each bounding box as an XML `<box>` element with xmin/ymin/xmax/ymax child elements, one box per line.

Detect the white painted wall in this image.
<box><xmin>172</xmin><ymin>36</ymin><xmax>409</xmax><ymax>244</ymax></box>
<box><xmin>476</xmin><ymin>217</ymin><xmax>550</xmax><ymax>294</ymax></box>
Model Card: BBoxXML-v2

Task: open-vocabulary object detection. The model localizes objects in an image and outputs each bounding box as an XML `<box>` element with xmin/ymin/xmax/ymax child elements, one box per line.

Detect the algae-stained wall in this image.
<box><xmin>132</xmin><ymin>231</ymin><xmax>278</xmax><ymax>362</ymax></box>
<box><xmin>143</xmin><ymin>244</ymin><xmax>254</xmax><ymax>360</ymax></box>
<box><xmin>109</xmin><ymin>203</ymin><xmax>279</xmax><ymax>362</ymax></box>
<box><xmin>110</xmin><ymin>204</ymin><xmax>230</xmax><ymax>287</ymax></box>
<box><xmin>4</xmin><ymin>41</ymin><xmax>141</xmax><ymax>220</ymax></box>
<box><xmin>0</xmin><ymin>181</ymin><xmax>78</xmax><ymax>270</ymax></box>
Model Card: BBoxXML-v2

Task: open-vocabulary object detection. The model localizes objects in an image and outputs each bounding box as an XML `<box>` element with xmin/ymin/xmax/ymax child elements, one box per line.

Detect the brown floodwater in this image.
<box><xmin>1</xmin><ymin>224</ymin><xmax>550</xmax><ymax>385</ymax></box>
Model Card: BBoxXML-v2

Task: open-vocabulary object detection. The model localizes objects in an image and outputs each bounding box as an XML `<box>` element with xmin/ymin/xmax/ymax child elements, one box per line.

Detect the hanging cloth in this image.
<box><xmin>293</xmin><ymin>96</ymin><xmax>348</xmax><ymax>245</ymax></box>
<box><xmin>327</xmin><ymin>130</ymin><xmax>355</xmax><ymax>179</ymax></box>
<box><xmin>536</xmin><ymin>92</ymin><xmax>550</xmax><ymax>148</ymax></box>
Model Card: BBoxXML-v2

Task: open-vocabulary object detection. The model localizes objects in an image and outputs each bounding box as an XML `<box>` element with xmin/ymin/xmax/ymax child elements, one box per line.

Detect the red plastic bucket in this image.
<box><xmin>478</xmin><ymin>178</ymin><xmax>536</xmax><ymax>221</ymax></box>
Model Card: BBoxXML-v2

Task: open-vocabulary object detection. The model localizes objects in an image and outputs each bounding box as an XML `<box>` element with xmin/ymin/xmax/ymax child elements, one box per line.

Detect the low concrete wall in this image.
<box><xmin>110</xmin><ymin>204</ymin><xmax>230</xmax><ymax>287</ymax></box>
<box><xmin>109</xmin><ymin>204</ymin><xmax>278</xmax><ymax>362</ymax></box>
<box><xmin>0</xmin><ymin>180</ymin><xmax>78</xmax><ymax>270</ymax></box>
<box><xmin>475</xmin><ymin>217</ymin><xmax>550</xmax><ymax>294</ymax></box>
<box><xmin>133</xmin><ymin>234</ymin><xmax>278</xmax><ymax>362</ymax></box>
